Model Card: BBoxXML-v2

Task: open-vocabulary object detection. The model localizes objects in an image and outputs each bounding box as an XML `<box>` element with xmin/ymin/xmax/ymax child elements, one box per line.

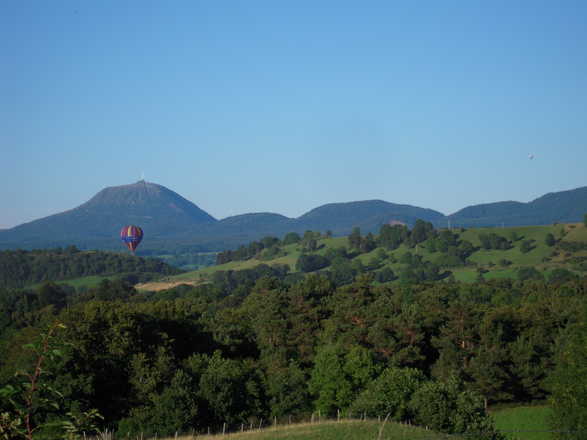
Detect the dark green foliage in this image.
<box><xmin>191</xmin><ymin>352</ymin><xmax>265</xmax><ymax>426</ymax></box>
<box><xmin>352</xmin><ymin>367</ymin><xmax>425</xmax><ymax>420</ymax></box>
<box><xmin>375</xmin><ymin>267</ymin><xmax>396</xmax><ymax>283</ymax></box>
<box><xmin>548</xmin><ymin>268</ymin><xmax>578</xmax><ymax>283</ymax></box>
<box><xmin>519</xmin><ymin>239</ymin><xmax>535</xmax><ymax>254</ymax></box>
<box><xmin>478</xmin><ymin>233</ymin><xmax>512</xmax><ymax>250</ymax></box>
<box><xmin>558</xmin><ymin>241</ymin><xmax>587</xmax><ymax>252</ymax></box>
<box><xmin>408</xmin><ymin>220</ymin><xmax>435</xmax><ymax>247</ymax></box>
<box><xmin>548</xmin><ymin>305</ymin><xmax>587</xmax><ymax>440</ymax></box>
<box><xmin>308</xmin><ymin>345</ymin><xmax>379</xmax><ymax>416</ymax></box>
<box><xmin>410</xmin><ymin>379</ymin><xmax>504</xmax><ymax>439</ymax></box>
<box><xmin>118</xmin><ymin>370</ymin><xmax>198</xmax><ymax>438</ymax></box>
<box><xmin>377</xmin><ymin>224</ymin><xmax>409</xmax><ymax>250</ymax></box>
<box><xmin>264</xmin><ymin>360</ymin><xmax>310</xmax><ymax>418</ymax></box>
<box><xmin>348</xmin><ymin>227</ymin><xmax>362</xmax><ymax>251</ymax></box>
<box><xmin>545</xmin><ymin>232</ymin><xmax>556</xmax><ymax>246</ymax></box>
<box><xmin>282</xmin><ymin>232</ymin><xmax>301</xmax><ymax>245</ymax></box>
<box><xmin>398</xmin><ymin>253</ymin><xmax>445</xmax><ymax>283</ymax></box>
<box><xmin>0</xmin><ymin>248</ymin><xmax>180</xmax><ymax>288</ymax></box>
<box><xmin>498</xmin><ymin>258</ymin><xmax>512</xmax><ymax>267</ymax></box>
<box><xmin>217</xmin><ymin>235</ymin><xmax>284</xmax><ymax>264</ymax></box>
<box><xmin>517</xmin><ymin>267</ymin><xmax>543</xmax><ymax>281</ymax></box>
<box><xmin>296</xmin><ymin>254</ymin><xmax>330</xmax><ymax>273</ymax></box>
<box><xmin>1</xmin><ymin>240</ymin><xmax>586</xmax><ymax>439</ymax></box>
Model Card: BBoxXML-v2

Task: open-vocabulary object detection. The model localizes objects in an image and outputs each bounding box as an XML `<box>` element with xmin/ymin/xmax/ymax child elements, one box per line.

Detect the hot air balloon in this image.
<box><xmin>120</xmin><ymin>225</ymin><xmax>143</xmax><ymax>254</ymax></box>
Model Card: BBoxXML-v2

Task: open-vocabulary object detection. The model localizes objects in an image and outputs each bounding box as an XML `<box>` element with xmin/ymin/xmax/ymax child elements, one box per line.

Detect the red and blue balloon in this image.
<box><xmin>120</xmin><ymin>225</ymin><xmax>143</xmax><ymax>253</ymax></box>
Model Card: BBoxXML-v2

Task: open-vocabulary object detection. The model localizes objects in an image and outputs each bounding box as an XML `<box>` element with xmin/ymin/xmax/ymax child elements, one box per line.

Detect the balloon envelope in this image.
<box><xmin>120</xmin><ymin>225</ymin><xmax>143</xmax><ymax>252</ymax></box>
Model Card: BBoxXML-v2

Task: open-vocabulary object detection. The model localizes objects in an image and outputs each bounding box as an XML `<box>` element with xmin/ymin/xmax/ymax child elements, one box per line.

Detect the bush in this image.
<box><xmin>351</xmin><ymin>367</ymin><xmax>425</xmax><ymax>420</ymax></box>
<box><xmin>548</xmin><ymin>268</ymin><xmax>577</xmax><ymax>283</ymax></box>
<box><xmin>517</xmin><ymin>267</ymin><xmax>543</xmax><ymax>281</ymax></box>
<box><xmin>519</xmin><ymin>239</ymin><xmax>535</xmax><ymax>254</ymax></box>
<box><xmin>409</xmin><ymin>379</ymin><xmax>504</xmax><ymax>439</ymax></box>
<box><xmin>296</xmin><ymin>254</ymin><xmax>330</xmax><ymax>273</ymax></box>
<box><xmin>374</xmin><ymin>267</ymin><xmax>396</xmax><ymax>283</ymax></box>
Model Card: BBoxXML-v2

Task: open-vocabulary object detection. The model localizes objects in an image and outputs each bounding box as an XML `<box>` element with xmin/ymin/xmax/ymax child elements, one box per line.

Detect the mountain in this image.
<box><xmin>0</xmin><ymin>181</ymin><xmax>217</xmax><ymax>250</ymax></box>
<box><xmin>449</xmin><ymin>186</ymin><xmax>587</xmax><ymax>227</ymax></box>
<box><xmin>1</xmin><ymin>182</ymin><xmax>586</xmax><ymax>252</ymax></box>
<box><xmin>297</xmin><ymin>200</ymin><xmax>445</xmax><ymax>234</ymax></box>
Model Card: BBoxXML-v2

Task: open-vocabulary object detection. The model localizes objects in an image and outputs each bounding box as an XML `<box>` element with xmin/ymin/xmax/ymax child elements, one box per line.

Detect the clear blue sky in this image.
<box><xmin>2</xmin><ymin>1</ymin><xmax>586</xmax><ymax>228</ymax></box>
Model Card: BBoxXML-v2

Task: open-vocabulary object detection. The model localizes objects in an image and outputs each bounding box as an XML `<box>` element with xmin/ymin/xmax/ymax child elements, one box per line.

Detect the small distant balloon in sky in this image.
<box><xmin>528</xmin><ymin>154</ymin><xmax>534</xmax><ymax>160</ymax></box>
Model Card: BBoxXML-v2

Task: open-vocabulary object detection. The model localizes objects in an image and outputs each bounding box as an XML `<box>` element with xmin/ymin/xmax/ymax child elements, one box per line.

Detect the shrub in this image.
<box><xmin>409</xmin><ymin>379</ymin><xmax>504</xmax><ymax>439</ymax></box>
<box><xmin>351</xmin><ymin>367</ymin><xmax>425</xmax><ymax>421</ymax></box>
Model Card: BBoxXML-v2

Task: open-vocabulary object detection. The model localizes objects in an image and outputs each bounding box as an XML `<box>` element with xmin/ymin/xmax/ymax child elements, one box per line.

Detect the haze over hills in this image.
<box><xmin>0</xmin><ymin>181</ymin><xmax>585</xmax><ymax>252</ymax></box>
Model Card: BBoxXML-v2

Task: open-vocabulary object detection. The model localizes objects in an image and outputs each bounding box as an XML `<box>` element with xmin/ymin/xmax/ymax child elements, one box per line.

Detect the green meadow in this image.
<box><xmin>492</xmin><ymin>406</ymin><xmax>553</xmax><ymax>440</ymax></box>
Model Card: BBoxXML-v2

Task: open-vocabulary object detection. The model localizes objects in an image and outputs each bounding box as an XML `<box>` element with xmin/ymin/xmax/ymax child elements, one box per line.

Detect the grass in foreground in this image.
<box><xmin>492</xmin><ymin>406</ymin><xmax>553</xmax><ymax>440</ymax></box>
<box><xmin>155</xmin><ymin>420</ymin><xmax>458</xmax><ymax>440</ymax></box>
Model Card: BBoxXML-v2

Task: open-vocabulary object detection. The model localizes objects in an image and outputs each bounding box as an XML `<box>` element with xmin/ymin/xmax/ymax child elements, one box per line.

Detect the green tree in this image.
<box><xmin>409</xmin><ymin>220</ymin><xmax>435</xmax><ymax>247</ymax></box>
<box><xmin>308</xmin><ymin>345</ymin><xmax>351</xmax><ymax>415</ymax></box>
<box><xmin>545</xmin><ymin>232</ymin><xmax>556</xmax><ymax>247</ymax></box>
<box><xmin>519</xmin><ymin>239</ymin><xmax>535</xmax><ymax>254</ymax></box>
<box><xmin>117</xmin><ymin>370</ymin><xmax>198</xmax><ymax>438</ymax></box>
<box><xmin>348</xmin><ymin>227</ymin><xmax>362</xmax><ymax>251</ymax></box>
<box><xmin>378</xmin><ymin>224</ymin><xmax>408</xmax><ymax>250</ymax></box>
<box><xmin>517</xmin><ymin>267</ymin><xmax>543</xmax><ymax>281</ymax></box>
<box><xmin>282</xmin><ymin>232</ymin><xmax>301</xmax><ymax>245</ymax></box>
<box><xmin>309</xmin><ymin>345</ymin><xmax>378</xmax><ymax>415</ymax></box>
<box><xmin>548</xmin><ymin>305</ymin><xmax>587</xmax><ymax>440</ymax></box>
<box><xmin>352</xmin><ymin>367</ymin><xmax>425</xmax><ymax>420</ymax></box>
<box><xmin>295</xmin><ymin>254</ymin><xmax>330</xmax><ymax>273</ymax></box>
<box><xmin>548</xmin><ymin>268</ymin><xmax>577</xmax><ymax>283</ymax></box>
<box><xmin>409</xmin><ymin>378</ymin><xmax>504</xmax><ymax>439</ymax></box>
<box><xmin>264</xmin><ymin>360</ymin><xmax>310</xmax><ymax>418</ymax></box>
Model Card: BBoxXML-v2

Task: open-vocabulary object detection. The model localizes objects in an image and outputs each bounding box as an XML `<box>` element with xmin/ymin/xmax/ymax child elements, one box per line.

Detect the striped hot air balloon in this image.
<box><xmin>120</xmin><ymin>225</ymin><xmax>143</xmax><ymax>253</ymax></box>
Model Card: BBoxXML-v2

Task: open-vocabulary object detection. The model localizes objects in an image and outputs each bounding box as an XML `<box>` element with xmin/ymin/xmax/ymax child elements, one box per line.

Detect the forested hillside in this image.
<box><xmin>0</xmin><ymin>247</ymin><xmax>181</xmax><ymax>288</ymax></box>
<box><xmin>1</xmin><ymin>221</ymin><xmax>586</xmax><ymax>439</ymax></box>
<box><xmin>154</xmin><ymin>220</ymin><xmax>587</xmax><ymax>291</ymax></box>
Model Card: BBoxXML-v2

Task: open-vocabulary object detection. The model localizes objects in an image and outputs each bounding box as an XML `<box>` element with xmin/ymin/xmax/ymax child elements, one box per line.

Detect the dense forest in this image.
<box><xmin>1</xmin><ymin>220</ymin><xmax>586</xmax><ymax>439</ymax></box>
<box><xmin>1</xmin><ymin>270</ymin><xmax>586</xmax><ymax>438</ymax></box>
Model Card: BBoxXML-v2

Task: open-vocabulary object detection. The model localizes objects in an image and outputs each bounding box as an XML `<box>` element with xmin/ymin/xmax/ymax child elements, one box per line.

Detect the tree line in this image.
<box><xmin>1</xmin><ymin>270</ymin><xmax>586</xmax><ymax>438</ymax></box>
<box><xmin>0</xmin><ymin>247</ymin><xmax>181</xmax><ymax>288</ymax></box>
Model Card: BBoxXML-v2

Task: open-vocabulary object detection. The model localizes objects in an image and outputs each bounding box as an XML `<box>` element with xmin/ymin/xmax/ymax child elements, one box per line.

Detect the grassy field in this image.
<box><xmin>145</xmin><ymin>408</ymin><xmax>554</xmax><ymax>440</ymax></box>
<box><xmin>492</xmin><ymin>406</ymin><xmax>553</xmax><ymax>440</ymax></box>
<box><xmin>154</xmin><ymin>420</ymin><xmax>461</xmax><ymax>440</ymax></box>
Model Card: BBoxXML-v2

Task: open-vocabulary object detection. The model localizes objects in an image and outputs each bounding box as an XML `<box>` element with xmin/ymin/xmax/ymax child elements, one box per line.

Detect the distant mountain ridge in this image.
<box><xmin>449</xmin><ymin>186</ymin><xmax>587</xmax><ymax>228</ymax></box>
<box><xmin>0</xmin><ymin>181</ymin><xmax>586</xmax><ymax>252</ymax></box>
